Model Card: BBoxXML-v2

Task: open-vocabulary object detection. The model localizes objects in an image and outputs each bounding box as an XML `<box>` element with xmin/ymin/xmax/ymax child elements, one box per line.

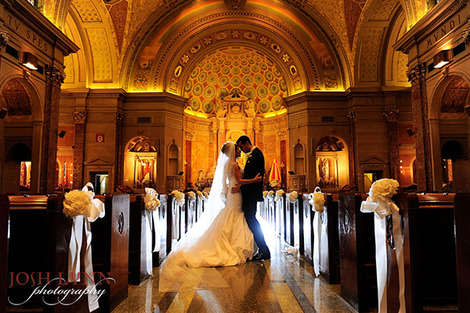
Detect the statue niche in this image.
<box><xmin>124</xmin><ymin>136</ymin><xmax>158</xmax><ymax>190</ymax></box>
<box><xmin>315</xmin><ymin>136</ymin><xmax>347</xmax><ymax>191</ymax></box>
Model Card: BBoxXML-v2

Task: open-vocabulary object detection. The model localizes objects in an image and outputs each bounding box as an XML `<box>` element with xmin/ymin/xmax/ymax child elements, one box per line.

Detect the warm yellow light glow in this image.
<box><xmin>184</xmin><ymin>108</ymin><xmax>208</xmax><ymax>118</ymax></box>
<box><xmin>434</xmin><ymin>61</ymin><xmax>449</xmax><ymax>69</ymax></box>
<box><xmin>263</xmin><ymin>108</ymin><xmax>287</xmax><ymax>118</ymax></box>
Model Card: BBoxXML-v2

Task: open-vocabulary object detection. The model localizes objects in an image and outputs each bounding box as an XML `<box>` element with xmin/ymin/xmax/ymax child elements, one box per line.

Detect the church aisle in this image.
<box><xmin>112</xmin><ymin>221</ymin><xmax>356</xmax><ymax>313</ymax></box>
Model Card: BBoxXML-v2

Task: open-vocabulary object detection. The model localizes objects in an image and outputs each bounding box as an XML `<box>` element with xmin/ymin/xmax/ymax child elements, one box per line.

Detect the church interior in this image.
<box><xmin>1</xmin><ymin>0</ymin><xmax>469</xmax><ymax>312</ymax></box>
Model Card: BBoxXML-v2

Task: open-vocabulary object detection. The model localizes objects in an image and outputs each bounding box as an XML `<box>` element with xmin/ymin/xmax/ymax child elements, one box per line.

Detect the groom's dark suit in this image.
<box><xmin>241</xmin><ymin>147</ymin><xmax>270</xmax><ymax>257</ymax></box>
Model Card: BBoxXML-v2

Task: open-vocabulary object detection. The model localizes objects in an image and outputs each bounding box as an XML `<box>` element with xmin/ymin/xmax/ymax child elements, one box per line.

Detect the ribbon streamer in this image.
<box><xmin>361</xmin><ymin>196</ymin><xmax>406</xmax><ymax>313</ymax></box>
<box><xmin>312</xmin><ymin>210</ymin><xmax>321</xmax><ymax>276</ymax></box>
<box><xmin>68</xmin><ymin>216</ymin><xmax>100</xmax><ymax>312</ymax></box>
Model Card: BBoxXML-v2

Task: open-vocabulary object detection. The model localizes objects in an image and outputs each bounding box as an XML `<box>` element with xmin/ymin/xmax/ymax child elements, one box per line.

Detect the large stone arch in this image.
<box><xmin>123</xmin><ymin>0</ymin><xmax>348</xmax><ymax>92</ymax></box>
<box><xmin>60</xmin><ymin>0</ymin><xmax>120</xmax><ymax>88</ymax></box>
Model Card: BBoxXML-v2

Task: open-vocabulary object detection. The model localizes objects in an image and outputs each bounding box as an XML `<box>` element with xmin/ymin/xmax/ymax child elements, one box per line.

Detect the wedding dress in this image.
<box><xmin>159</xmin><ymin>142</ymin><xmax>254</xmax><ymax>292</ymax></box>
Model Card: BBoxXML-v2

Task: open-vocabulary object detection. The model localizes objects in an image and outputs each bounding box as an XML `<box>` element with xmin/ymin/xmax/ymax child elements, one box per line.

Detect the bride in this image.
<box><xmin>159</xmin><ymin>141</ymin><xmax>262</xmax><ymax>291</ymax></box>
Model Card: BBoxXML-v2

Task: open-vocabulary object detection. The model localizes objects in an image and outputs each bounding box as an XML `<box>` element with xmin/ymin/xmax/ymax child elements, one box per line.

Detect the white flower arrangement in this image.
<box><xmin>187</xmin><ymin>191</ymin><xmax>196</xmax><ymax>200</ymax></box>
<box><xmin>289</xmin><ymin>191</ymin><xmax>298</xmax><ymax>202</ymax></box>
<box><xmin>171</xmin><ymin>190</ymin><xmax>185</xmax><ymax>206</ymax></box>
<box><xmin>196</xmin><ymin>191</ymin><xmax>205</xmax><ymax>199</ymax></box>
<box><xmin>369</xmin><ymin>178</ymin><xmax>399</xmax><ymax>203</ymax></box>
<box><xmin>263</xmin><ymin>191</ymin><xmax>268</xmax><ymax>198</ymax></box>
<box><xmin>268</xmin><ymin>190</ymin><xmax>275</xmax><ymax>197</ymax></box>
<box><xmin>275</xmin><ymin>189</ymin><xmax>285</xmax><ymax>200</ymax></box>
<box><xmin>361</xmin><ymin>178</ymin><xmax>400</xmax><ymax>218</ymax></box>
<box><xmin>144</xmin><ymin>188</ymin><xmax>160</xmax><ymax>211</ymax></box>
<box><xmin>203</xmin><ymin>191</ymin><xmax>209</xmax><ymax>198</ymax></box>
<box><xmin>270</xmin><ymin>180</ymin><xmax>279</xmax><ymax>188</ymax></box>
<box><xmin>63</xmin><ymin>190</ymin><xmax>92</xmax><ymax>218</ymax></box>
<box><xmin>309</xmin><ymin>187</ymin><xmax>325</xmax><ymax>212</ymax></box>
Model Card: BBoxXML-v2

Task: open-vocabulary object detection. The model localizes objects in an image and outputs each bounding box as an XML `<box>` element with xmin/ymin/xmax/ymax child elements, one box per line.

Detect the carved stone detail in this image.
<box><xmin>46</xmin><ymin>67</ymin><xmax>65</xmax><ymax>86</ymax></box>
<box><xmin>0</xmin><ymin>31</ymin><xmax>9</xmax><ymax>47</ymax></box>
<box><xmin>346</xmin><ymin>111</ymin><xmax>357</xmax><ymax>121</ymax></box>
<box><xmin>73</xmin><ymin>111</ymin><xmax>87</xmax><ymax>124</ymax></box>
<box><xmin>407</xmin><ymin>63</ymin><xmax>426</xmax><ymax>84</ymax></box>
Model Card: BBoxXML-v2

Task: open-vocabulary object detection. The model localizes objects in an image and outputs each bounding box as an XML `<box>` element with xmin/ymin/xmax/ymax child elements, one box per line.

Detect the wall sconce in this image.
<box><xmin>22</xmin><ymin>52</ymin><xmax>38</xmax><ymax>70</ymax></box>
<box><xmin>434</xmin><ymin>50</ymin><xmax>451</xmax><ymax>69</ymax></box>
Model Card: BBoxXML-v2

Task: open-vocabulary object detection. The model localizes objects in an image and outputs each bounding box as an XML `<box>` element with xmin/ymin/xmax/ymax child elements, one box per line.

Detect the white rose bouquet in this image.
<box><xmin>171</xmin><ymin>190</ymin><xmax>185</xmax><ymax>206</ymax></box>
<box><xmin>144</xmin><ymin>188</ymin><xmax>160</xmax><ymax>211</ymax></box>
<box><xmin>187</xmin><ymin>191</ymin><xmax>196</xmax><ymax>200</ymax></box>
<box><xmin>361</xmin><ymin>178</ymin><xmax>399</xmax><ymax>218</ymax></box>
<box><xmin>309</xmin><ymin>187</ymin><xmax>325</xmax><ymax>212</ymax></box>
<box><xmin>275</xmin><ymin>189</ymin><xmax>285</xmax><ymax>201</ymax></box>
<box><xmin>63</xmin><ymin>190</ymin><xmax>92</xmax><ymax>218</ymax></box>
<box><xmin>289</xmin><ymin>191</ymin><xmax>298</xmax><ymax>202</ymax></box>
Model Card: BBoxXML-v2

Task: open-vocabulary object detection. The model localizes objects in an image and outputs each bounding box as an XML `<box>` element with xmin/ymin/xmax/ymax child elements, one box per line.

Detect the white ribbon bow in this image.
<box><xmin>309</xmin><ymin>187</ymin><xmax>325</xmax><ymax>277</ymax></box>
<box><xmin>360</xmin><ymin>183</ymin><xmax>406</xmax><ymax>313</ymax></box>
<box><xmin>67</xmin><ymin>184</ymin><xmax>105</xmax><ymax>312</ymax></box>
<box><xmin>143</xmin><ymin>188</ymin><xmax>161</xmax><ymax>276</ymax></box>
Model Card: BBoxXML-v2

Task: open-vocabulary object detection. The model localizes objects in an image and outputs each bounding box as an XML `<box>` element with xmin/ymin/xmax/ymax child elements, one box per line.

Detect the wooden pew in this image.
<box><xmin>275</xmin><ymin>193</ymin><xmax>286</xmax><ymax>240</ymax></box>
<box><xmin>268</xmin><ymin>194</ymin><xmax>276</xmax><ymax>227</ymax></box>
<box><xmin>302</xmin><ymin>193</ymin><xmax>313</xmax><ymax>263</ymax></box>
<box><xmin>0</xmin><ymin>195</ymin><xmax>7</xmax><ymax>313</ymax></box>
<box><xmin>338</xmin><ymin>193</ymin><xmax>377</xmax><ymax>312</ymax></box>
<box><xmin>398</xmin><ymin>193</ymin><xmax>469</xmax><ymax>313</ymax></box>
<box><xmin>91</xmin><ymin>194</ymin><xmax>129</xmax><ymax>312</ymax></box>
<box><xmin>321</xmin><ymin>194</ymin><xmax>340</xmax><ymax>284</ymax></box>
<box><xmin>455</xmin><ymin>193</ymin><xmax>470</xmax><ymax>313</ymax></box>
<box><xmin>127</xmin><ymin>194</ymin><xmax>152</xmax><ymax>285</ymax></box>
<box><xmin>6</xmin><ymin>194</ymin><xmax>88</xmax><ymax>312</ymax></box>
<box><xmin>286</xmin><ymin>192</ymin><xmax>303</xmax><ymax>254</ymax></box>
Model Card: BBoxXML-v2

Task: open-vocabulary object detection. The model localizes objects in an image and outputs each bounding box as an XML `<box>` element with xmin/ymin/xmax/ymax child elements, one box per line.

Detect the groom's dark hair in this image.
<box><xmin>236</xmin><ymin>135</ymin><xmax>251</xmax><ymax>145</ymax></box>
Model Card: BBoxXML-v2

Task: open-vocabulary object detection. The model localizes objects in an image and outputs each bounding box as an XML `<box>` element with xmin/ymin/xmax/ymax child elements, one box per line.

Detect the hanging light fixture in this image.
<box><xmin>433</xmin><ymin>50</ymin><xmax>451</xmax><ymax>69</ymax></box>
<box><xmin>22</xmin><ymin>52</ymin><xmax>38</xmax><ymax>70</ymax></box>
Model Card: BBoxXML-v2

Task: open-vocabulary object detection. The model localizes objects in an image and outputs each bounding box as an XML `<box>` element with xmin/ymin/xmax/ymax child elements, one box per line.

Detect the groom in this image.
<box><xmin>234</xmin><ymin>135</ymin><xmax>271</xmax><ymax>261</ymax></box>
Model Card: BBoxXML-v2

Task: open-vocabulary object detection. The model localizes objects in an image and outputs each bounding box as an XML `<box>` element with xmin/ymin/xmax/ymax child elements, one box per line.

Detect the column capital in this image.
<box><xmin>46</xmin><ymin>67</ymin><xmax>65</xmax><ymax>86</ymax></box>
<box><xmin>407</xmin><ymin>63</ymin><xmax>426</xmax><ymax>84</ymax></box>
<box><xmin>73</xmin><ymin>111</ymin><xmax>87</xmax><ymax>124</ymax></box>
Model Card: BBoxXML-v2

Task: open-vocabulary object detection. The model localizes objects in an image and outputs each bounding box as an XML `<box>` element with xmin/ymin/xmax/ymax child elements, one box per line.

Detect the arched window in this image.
<box><xmin>169</xmin><ymin>144</ymin><xmax>179</xmax><ymax>176</ymax></box>
<box><xmin>294</xmin><ymin>143</ymin><xmax>304</xmax><ymax>175</ymax></box>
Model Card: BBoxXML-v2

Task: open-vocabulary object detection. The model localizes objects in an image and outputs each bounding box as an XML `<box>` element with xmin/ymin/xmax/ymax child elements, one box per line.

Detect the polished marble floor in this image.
<box><xmin>112</xmin><ymin>219</ymin><xmax>357</xmax><ymax>313</ymax></box>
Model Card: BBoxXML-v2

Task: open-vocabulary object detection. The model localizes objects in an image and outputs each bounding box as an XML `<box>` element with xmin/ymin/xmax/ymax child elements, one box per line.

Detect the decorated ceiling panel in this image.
<box><xmin>184</xmin><ymin>47</ymin><xmax>287</xmax><ymax>115</ymax></box>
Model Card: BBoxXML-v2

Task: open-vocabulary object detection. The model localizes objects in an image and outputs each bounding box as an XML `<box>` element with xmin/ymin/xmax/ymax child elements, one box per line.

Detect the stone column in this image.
<box><xmin>408</xmin><ymin>64</ymin><xmax>433</xmax><ymax>191</ymax></box>
<box><xmin>346</xmin><ymin>110</ymin><xmax>358</xmax><ymax>188</ymax></box>
<box><xmin>72</xmin><ymin>111</ymin><xmax>87</xmax><ymax>189</ymax></box>
<box><xmin>383</xmin><ymin>110</ymin><xmax>400</xmax><ymax>181</ymax></box>
<box><xmin>115</xmin><ymin>112</ymin><xmax>125</xmax><ymax>188</ymax></box>
<box><xmin>40</xmin><ymin>66</ymin><xmax>64</xmax><ymax>193</ymax></box>
<box><xmin>0</xmin><ymin>31</ymin><xmax>8</xmax><ymax>193</ymax></box>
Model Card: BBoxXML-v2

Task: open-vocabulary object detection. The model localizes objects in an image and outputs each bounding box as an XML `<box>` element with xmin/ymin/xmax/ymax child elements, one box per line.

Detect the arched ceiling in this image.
<box><xmin>125</xmin><ymin>0</ymin><xmax>348</xmax><ymax>93</ymax></box>
<box><xmin>183</xmin><ymin>46</ymin><xmax>288</xmax><ymax>115</ymax></box>
<box><xmin>39</xmin><ymin>0</ymin><xmax>433</xmax><ymax>90</ymax></box>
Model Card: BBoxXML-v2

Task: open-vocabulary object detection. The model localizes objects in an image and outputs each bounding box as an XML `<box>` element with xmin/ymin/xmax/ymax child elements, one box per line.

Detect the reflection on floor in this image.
<box><xmin>112</xmin><ymin>218</ymin><xmax>356</xmax><ymax>313</ymax></box>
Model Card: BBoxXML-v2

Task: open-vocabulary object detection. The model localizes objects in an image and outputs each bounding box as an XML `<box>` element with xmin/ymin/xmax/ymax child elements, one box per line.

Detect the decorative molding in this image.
<box><xmin>224</xmin><ymin>0</ymin><xmax>246</xmax><ymax>10</ymax></box>
<box><xmin>73</xmin><ymin>111</ymin><xmax>87</xmax><ymax>124</ymax></box>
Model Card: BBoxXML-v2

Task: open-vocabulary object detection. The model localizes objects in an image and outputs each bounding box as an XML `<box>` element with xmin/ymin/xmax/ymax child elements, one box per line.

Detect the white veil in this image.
<box><xmin>159</xmin><ymin>142</ymin><xmax>236</xmax><ymax>291</ymax></box>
